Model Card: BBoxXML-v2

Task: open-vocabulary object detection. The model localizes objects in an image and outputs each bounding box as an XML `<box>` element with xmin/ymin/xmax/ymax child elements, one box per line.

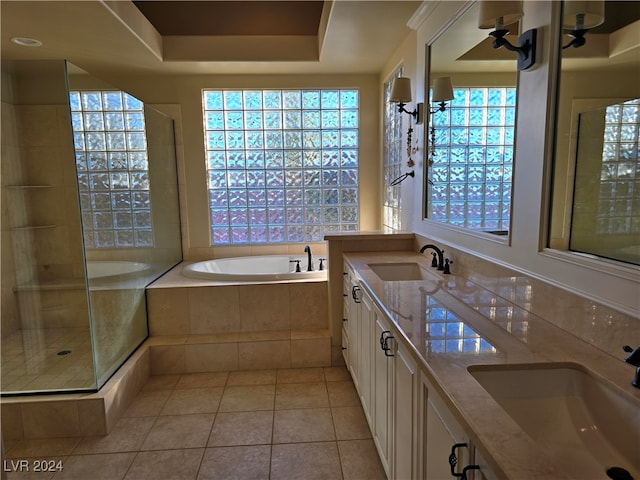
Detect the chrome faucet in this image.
<box><xmin>304</xmin><ymin>245</ymin><xmax>313</xmax><ymax>271</ymax></box>
<box><xmin>420</xmin><ymin>244</ymin><xmax>444</xmax><ymax>271</ymax></box>
<box><xmin>623</xmin><ymin>345</ymin><xmax>640</xmax><ymax>388</ymax></box>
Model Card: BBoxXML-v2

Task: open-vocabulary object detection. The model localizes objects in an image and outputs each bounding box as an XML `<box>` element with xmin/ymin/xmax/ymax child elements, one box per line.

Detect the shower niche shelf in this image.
<box><xmin>7</xmin><ymin>185</ymin><xmax>53</xmax><ymax>189</ymax></box>
<box><xmin>10</xmin><ymin>224</ymin><xmax>57</xmax><ymax>231</ymax></box>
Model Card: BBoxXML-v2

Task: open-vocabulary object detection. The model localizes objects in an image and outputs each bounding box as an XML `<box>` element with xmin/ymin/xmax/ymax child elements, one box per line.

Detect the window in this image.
<box><xmin>568</xmin><ymin>98</ymin><xmax>640</xmax><ymax>265</ymax></box>
<box><xmin>428</xmin><ymin>87</ymin><xmax>515</xmax><ymax>232</ymax></box>
<box><xmin>203</xmin><ymin>89</ymin><xmax>359</xmax><ymax>245</ymax></box>
<box><xmin>70</xmin><ymin>91</ymin><xmax>153</xmax><ymax>248</ymax></box>
<box><xmin>383</xmin><ymin>68</ymin><xmax>404</xmax><ymax>231</ymax></box>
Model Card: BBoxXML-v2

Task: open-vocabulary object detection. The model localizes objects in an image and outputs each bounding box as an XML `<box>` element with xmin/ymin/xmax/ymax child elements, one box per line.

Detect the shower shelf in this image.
<box><xmin>7</xmin><ymin>185</ymin><xmax>52</xmax><ymax>189</ymax></box>
<box><xmin>10</xmin><ymin>224</ymin><xmax>56</xmax><ymax>230</ymax></box>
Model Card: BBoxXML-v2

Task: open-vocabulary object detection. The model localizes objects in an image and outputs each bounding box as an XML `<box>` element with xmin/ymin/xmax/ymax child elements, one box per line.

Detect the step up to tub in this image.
<box><xmin>147</xmin><ymin>329</ymin><xmax>331</xmax><ymax>375</ymax></box>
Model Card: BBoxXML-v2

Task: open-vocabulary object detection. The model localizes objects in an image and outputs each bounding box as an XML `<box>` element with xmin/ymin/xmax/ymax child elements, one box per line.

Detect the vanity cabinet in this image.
<box><xmin>420</xmin><ymin>371</ymin><xmax>496</xmax><ymax>480</ymax></box>
<box><xmin>342</xmin><ymin>259</ymin><xmax>498</xmax><ymax>480</ymax></box>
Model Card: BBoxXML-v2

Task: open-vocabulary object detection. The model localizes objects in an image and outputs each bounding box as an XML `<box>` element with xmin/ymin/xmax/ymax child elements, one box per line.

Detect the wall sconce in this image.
<box><xmin>478</xmin><ymin>1</ymin><xmax>537</xmax><ymax>71</ymax></box>
<box><xmin>562</xmin><ymin>0</ymin><xmax>604</xmax><ymax>49</ymax></box>
<box><xmin>428</xmin><ymin>77</ymin><xmax>454</xmax><ymax>171</ymax></box>
<box><xmin>390</xmin><ymin>77</ymin><xmax>424</xmax><ymax>124</ymax></box>
<box><xmin>430</xmin><ymin>76</ymin><xmax>454</xmax><ymax>114</ymax></box>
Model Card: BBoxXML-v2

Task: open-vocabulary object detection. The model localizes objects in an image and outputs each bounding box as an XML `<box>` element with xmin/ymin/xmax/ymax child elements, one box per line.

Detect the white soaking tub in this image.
<box><xmin>182</xmin><ymin>255</ymin><xmax>328</xmax><ymax>281</ymax></box>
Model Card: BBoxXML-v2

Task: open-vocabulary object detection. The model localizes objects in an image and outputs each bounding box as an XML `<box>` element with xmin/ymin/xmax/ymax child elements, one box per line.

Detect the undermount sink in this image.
<box><xmin>468</xmin><ymin>363</ymin><xmax>640</xmax><ymax>479</ymax></box>
<box><xmin>367</xmin><ymin>262</ymin><xmax>439</xmax><ymax>281</ymax></box>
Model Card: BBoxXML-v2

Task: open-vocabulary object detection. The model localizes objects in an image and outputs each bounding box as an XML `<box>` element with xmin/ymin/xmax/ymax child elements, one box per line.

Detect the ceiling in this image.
<box><xmin>0</xmin><ymin>0</ymin><xmax>422</xmax><ymax>77</ymax></box>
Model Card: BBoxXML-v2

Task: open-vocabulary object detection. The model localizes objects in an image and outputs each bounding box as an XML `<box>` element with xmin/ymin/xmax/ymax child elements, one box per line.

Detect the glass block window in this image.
<box><xmin>428</xmin><ymin>87</ymin><xmax>516</xmax><ymax>232</ymax></box>
<box><xmin>594</xmin><ymin>98</ymin><xmax>639</xmax><ymax>235</ymax></box>
<box><xmin>383</xmin><ymin>68</ymin><xmax>404</xmax><ymax>231</ymax></box>
<box><xmin>70</xmin><ymin>91</ymin><xmax>153</xmax><ymax>248</ymax></box>
<box><xmin>203</xmin><ymin>89</ymin><xmax>359</xmax><ymax>244</ymax></box>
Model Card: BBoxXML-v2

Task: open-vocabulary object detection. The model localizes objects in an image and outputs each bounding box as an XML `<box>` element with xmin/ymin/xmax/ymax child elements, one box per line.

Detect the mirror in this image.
<box><xmin>550</xmin><ymin>1</ymin><xmax>640</xmax><ymax>266</ymax></box>
<box><xmin>426</xmin><ymin>2</ymin><xmax>518</xmax><ymax>238</ymax></box>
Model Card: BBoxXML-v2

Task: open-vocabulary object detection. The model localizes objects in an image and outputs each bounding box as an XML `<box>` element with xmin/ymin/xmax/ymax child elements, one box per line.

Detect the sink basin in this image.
<box><xmin>367</xmin><ymin>262</ymin><xmax>439</xmax><ymax>281</ymax></box>
<box><xmin>469</xmin><ymin>363</ymin><xmax>640</xmax><ymax>479</ymax></box>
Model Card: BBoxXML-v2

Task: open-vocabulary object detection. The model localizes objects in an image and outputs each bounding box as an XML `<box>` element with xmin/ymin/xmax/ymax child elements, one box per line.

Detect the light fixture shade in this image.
<box><xmin>389</xmin><ymin>77</ymin><xmax>412</xmax><ymax>103</ymax></box>
<box><xmin>432</xmin><ymin>77</ymin><xmax>454</xmax><ymax>102</ymax></box>
<box><xmin>478</xmin><ymin>1</ymin><xmax>523</xmax><ymax>29</ymax></box>
<box><xmin>563</xmin><ymin>0</ymin><xmax>605</xmax><ymax>29</ymax></box>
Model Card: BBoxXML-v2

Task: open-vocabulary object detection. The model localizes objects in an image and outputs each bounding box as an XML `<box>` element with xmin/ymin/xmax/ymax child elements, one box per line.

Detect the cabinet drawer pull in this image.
<box><xmin>351</xmin><ymin>285</ymin><xmax>361</xmax><ymax>303</ymax></box>
<box><xmin>448</xmin><ymin>443</ymin><xmax>479</xmax><ymax>480</ymax></box>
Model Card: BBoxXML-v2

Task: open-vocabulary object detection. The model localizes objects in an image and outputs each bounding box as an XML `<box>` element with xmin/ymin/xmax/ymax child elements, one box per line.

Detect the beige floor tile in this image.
<box><xmin>270</xmin><ymin>442</ymin><xmax>342</xmax><ymax>480</ymax></box>
<box><xmin>331</xmin><ymin>406</ymin><xmax>372</xmax><ymax>440</ymax></box>
<box><xmin>52</xmin><ymin>452</ymin><xmax>136</xmax><ymax>480</ymax></box>
<box><xmin>273</xmin><ymin>408</ymin><xmax>335</xmax><ymax>444</ymax></box>
<box><xmin>122</xmin><ymin>389</ymin><xmax>171</xmax><ymax>417</ymax></box>
<box><xmin>4</xmin><ymin>438</ymin><xmax>80</xmax><ymax>458</ymax></box>
<box><xmin>72</xmin><ymin>417</ymin><xmax>156</xmax><ymax>454</ymax></box>
<box><xmin>275</xmin><ymin>382</ymin><xmax>329</xmax><ymax>410</ymax></box>
<box><xmin>338</xmin><ymin>439</ymin><xmax>387</xmax><ymax>480</ymax></box>
<box><xmin>226</xmin><ymin>370</ymin><xmax>276</xmax><ymax>386</ymax></box>
<box><xmin>160</xmin><ymin>387</ymin><xmax>224</xmax><ymax>415</ymax></box>
<box><xmin>141</xmin><ymin>414</ymin><xmax>214</xmax><ymax>450</ymax></box>
<box><xmin>327</xmin><ymin>381</ymin><xmax>360</xmax><ymax>407</ymax></box>
<box><xmin>276</xmin><ymin>367</ymin><xmax>325</xmax><ymax>384</ymax></box>
<box><xmin>176</xmin><ymin>372</ymin><xmax>229</xmax><ymax>389</ymax></box>
<box><xmin>208</xmin><ymin>411</ymin><xmax>273</xmax><ymax>446</ymax></box>
<box><xmin>141</xmin><ymin>374</ymin><xmax>181</xmax><ymax>391</ymax></box>
<box><xmin>218</xmin><ymin>385</ymin><xmax>275</xmax><ymax>412</ymax></box>
<box><xmin>323</xmin><ymin>366</ymin><xmax>351</xmax><ymax>382</ymax></box>
<box><xmin>124</xmin><ymin>448</ymin><xmax>204</xmax><ymax>480</ymax></box>
<box><xmin>198</xmin><ymin>445</ymin><xmax>271</xmax><ymax>480</ymax></box>
<box><xmin>6</xmin><ymin>457</ymin><xmax>60</xmax><ymax>479</ymax></box>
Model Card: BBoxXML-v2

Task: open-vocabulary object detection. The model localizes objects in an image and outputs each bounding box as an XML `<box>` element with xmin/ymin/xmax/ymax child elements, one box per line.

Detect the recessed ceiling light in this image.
<box><xmin>11</xmin><ymin>37</ymin><xmax>43</xmax><ymax>47</ymax></box>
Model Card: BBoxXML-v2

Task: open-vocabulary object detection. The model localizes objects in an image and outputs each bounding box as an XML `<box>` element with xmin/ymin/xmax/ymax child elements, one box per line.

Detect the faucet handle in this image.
<box><xmin>624</xmin><ymin>345</ymin><xmax>640</xmax><ymax>367</ymax></box>
<box><xmin>443</xmin><ymin>258</ymin><xmax>453</xmax><ymax>275</ymax></box>
<box><xmin>430</xmin><ymin>252</ymin><xmax>438</xmax><ymax>268</ymax></box>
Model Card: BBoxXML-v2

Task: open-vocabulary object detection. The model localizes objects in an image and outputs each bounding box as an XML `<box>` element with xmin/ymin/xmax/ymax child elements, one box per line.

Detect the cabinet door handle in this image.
<box><xmin>448</xmin><ymin>443</ymin><xmax>479</xmax><ymax>480</ymax></box>
<box><xmin>351</xmin><ymin>285</ymin><xmax>361</xmax><ymax>303</ymax></box>
<box><xmin>380</xmin><ymin>331</ymin><xmax>395</xmax><ymax>356</ymax></box>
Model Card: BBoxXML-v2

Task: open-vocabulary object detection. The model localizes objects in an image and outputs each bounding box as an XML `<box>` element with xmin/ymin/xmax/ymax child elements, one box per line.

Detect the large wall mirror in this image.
<box><xmin>425</xmin><ymin>2</ymin><xmax>518</xmax><ymax>238</ymax></box>
<box><xmin>549</xmin><ymin>1</ymin><xmax>640</xmax><ymax>266</ymax></box>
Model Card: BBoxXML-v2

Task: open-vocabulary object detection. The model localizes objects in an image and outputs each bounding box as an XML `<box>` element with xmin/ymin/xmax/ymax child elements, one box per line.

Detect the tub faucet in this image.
<box><xmin>623</xmin><ymin>345</ymin><xmax>640</xmax><ymax>388</ymax></box>
<box><xmin>420</xmin><ymin>244</ymin><xmax>444</xmax><ymax>271</ymax></box>
<box><xmin>304</xmin><ymin>245</ymin><xmax>313</xmax><ymax>271</ymax></box>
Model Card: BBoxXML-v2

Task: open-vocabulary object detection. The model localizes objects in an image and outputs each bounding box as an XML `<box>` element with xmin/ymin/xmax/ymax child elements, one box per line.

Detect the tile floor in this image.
<box><xmin>3</xmin><ymin>367</ymin><xmax>387</xmax><ymax>480</ymax></box>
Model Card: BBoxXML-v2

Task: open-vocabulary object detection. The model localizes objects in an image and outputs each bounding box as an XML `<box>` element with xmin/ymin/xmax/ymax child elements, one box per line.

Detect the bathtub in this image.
<box><xmin>182</xmin><ymin>255</ymin><xmax>328</xmax><ymax>281</ymax></box>
<box><xmin>86</xmin><ymin>261</ymin><xmax>150</xmax><ymax>279</ymax></box>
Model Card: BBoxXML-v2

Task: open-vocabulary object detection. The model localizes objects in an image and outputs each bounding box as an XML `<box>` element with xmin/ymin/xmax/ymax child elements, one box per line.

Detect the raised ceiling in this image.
<box><xmin>0</xmin><ymin>0</ymin><xmax>422</xmax><ymax>76</ymax></box>
<box><xmin>132</xmin><ymin>1</ymin><xmax>325</xmax><ymax>36</ymax></box>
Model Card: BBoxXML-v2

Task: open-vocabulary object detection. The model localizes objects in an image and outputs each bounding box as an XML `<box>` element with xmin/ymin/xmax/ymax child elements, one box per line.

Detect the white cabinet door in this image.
<box><xmin>347</xmin><ymin>279</ymin><xmax>361</xmax><ymax>389</ymax></box>
<box><xmin>373</xmin><ymin>311</ymin><xmax>393</xmax><ymax>477</ymax></box>
<box><xmin>422</xmin><ymin>371</ymin><xmax>483</xmax><ymax>480</ymax></box>
<box><xmin>359</xmin><ymin>289</ymin><xmax>375</xmax><ymax>426</ymax></box>
<box><xmin>391</xmin><ymin>337</ymin><xmax>418</xmax><ymax>480</ymax></box>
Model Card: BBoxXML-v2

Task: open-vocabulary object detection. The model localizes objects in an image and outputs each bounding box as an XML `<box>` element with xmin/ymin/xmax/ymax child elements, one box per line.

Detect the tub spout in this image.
<box><xmin>304</xmin><ymin>245</ymin><xmax>313</xmax><ymax>271</ymax></box>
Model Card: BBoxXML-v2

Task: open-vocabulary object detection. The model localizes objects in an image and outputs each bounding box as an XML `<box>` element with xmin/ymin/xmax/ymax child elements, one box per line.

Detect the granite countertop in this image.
<box><xmin>343</xmin><ymin>251</ymin><xmax>640</xmax><ymax>480</ymax></box>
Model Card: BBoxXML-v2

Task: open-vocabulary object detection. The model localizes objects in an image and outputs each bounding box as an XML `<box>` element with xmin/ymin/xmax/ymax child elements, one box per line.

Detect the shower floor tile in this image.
<box><xmin>3</xmin><ymin>366</ymin><xmax>387</xmax><ymax>480</ymax></box>
<box><xmin>1</xmin><ymin>328</ymin><xmax>95</xmax><ymax>393</ymax></box>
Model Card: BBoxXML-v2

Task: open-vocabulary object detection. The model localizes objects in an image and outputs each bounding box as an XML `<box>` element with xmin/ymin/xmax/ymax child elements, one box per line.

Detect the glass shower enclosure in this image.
<box><xmin>1</xmin><ymin>60</ymin><xmax>182</xmax><ymax>394</ymax></box>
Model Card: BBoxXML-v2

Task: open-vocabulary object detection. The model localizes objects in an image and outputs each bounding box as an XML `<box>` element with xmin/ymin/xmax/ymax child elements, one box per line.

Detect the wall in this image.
<box><xmin>385</xmin><ymin>1</ymin><xmax>638</xmax><ymax>320</ymax></box>
<box><xmin>95</xmin><ymin>73</ymin><xmax>382</xmax><ymax>261</ymax></box>
<box><xmin>1</xmin><ymin>61</ymin><xmax>90</xmax><ymax>338</ymax></box>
